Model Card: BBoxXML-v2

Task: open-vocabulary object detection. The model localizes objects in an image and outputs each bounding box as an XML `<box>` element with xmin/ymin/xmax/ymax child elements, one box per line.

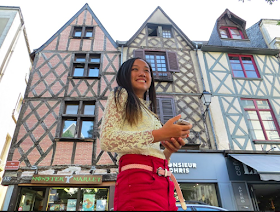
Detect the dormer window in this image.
<box><xmin>147</xmin><ymin>24</ymin><xmax>173</xmax><ymax>38</ymax></box>
<box><xmin>219</xmin><ymin>26</ymin><xmax>244</xmax><ymax>39</ymax></box>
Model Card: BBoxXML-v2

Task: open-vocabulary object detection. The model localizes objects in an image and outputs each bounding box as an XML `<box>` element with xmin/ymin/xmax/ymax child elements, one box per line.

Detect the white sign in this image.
<box><xmin>169</xmin><ymin>162</ymin><xmax>197</xmax><ymax>174</ymax></box>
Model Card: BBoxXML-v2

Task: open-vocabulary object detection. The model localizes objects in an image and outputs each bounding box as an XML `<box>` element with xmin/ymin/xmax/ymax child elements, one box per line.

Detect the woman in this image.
<box><xmin>100</xmin><ymin>57</ymin><xmax>192</xmax><ymax>211</ymax></box>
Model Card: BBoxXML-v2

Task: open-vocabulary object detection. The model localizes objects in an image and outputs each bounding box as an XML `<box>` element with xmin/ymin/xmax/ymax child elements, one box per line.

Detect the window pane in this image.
<box><xmin>79</xmin><ymin>188</ymin><xmax>109</xmax><ymax>211</ymax></box>
<box><xmin>47</xmin><ymin>188</ymin><xmax>78</xmax><ymax>211</ymax></box>
<box><xmin>242</xmin><ymin>100</ymin><xmax>255</xmax><ymax>108</ymax></box>
<box><xmin>231</xmin><ymin>63</ymin><xmax>242</xmax><ymax>70</ymax></box>
<box><xmin>89</xmin><ymin>68</ymin><xmax>99</xmax><ymax>77</ymax></box>
<box><xmin>219</xmin><ymin>29</ymin><xmax>229</xmax><ymax>38</ymax></box>
<box><xmin>84</xmin><ymin>105</ymin><xmax>95</xmax><ymax>115</ymax></box>
<box><xmin>75</xmin><ymin>55</ymin><xmax>86</xmax><ymax>62</ymax></box>
<box><xmin>233</xmin><ymin>71</ymin><xmax>245</xmax><ymax>78</ymax></box>
<box><xmin>66</xmin><ymin>105</ymin><xmax>79</xmax><ymax>114</ymax></box>
<box><xmin>230</xmin><ymin>29</ymin><xmax>242</xmax><ymax>39</ymax></box>
<box><xmin>249</xmin><ymin>120</ymin><xmax>262</xmax><ymax>130</ymax></box>
<box><xmin>195</xmin><ymin>206</ymin><xmax>221</xmax><ymax>211</ymax></box>
<box><xmin>74</xmin><ymin>67</ymin><xmax>84</xmax><ymax>76</ymax></box>
<box><xmin>90</xmin><ymin>58</ymin><xmax>100</xmax><ymax>63</ymax></box>
<box><xmin>62</xmin><ymin>120</ymin><xmax>76</xmax><ymax>138</ymax></box>
<box><xmin>85</xmin><ymin>31</ymin><xmax>93</xmax><ymax>37</ymax></box>
<box><xmin>256</xmin><ymin>100</ymin><xmax>270</xmax><ymax>109</ymax></box>
<box><xmin>246</xmin><ymin>71</ymin><xmax>258</xmax><ymax>78</ymax></box>
<box><xmin>243</xmin><ymin>64</ymin><xmax>255</xmax><ymax>71</ymax></box>
<box><xmin>245</xmin><ymin>111</ymin><xmax>258</xmax><ymax>120</ymax></box>
<box><xmin>74</xmin><ymin>31</ymin><xmax>82</xmax><ymax>37</ymax></box>
<box><xmin>259</xmin><ymin>111</ymin><xmax>273</xmax><ymax>121</ymax></box>
<box><xmin>263</xmin><ymin>121</ymin><xmax>276</xmax><ymax>130</ymax></box>
<box><xmin>162</xmin><ymin>30</ymin><xmax>171</xmax><ymax>38</ymax></box>
<box><xmin>177</xmin><ymin>183</ymin><xmax>219</xmax><ymax>206</ymax></box>
<box><xmin>250</xmin><ymin>129</ymin><xmax>265</xmax><ymax>140</ymax></box>
<box><xmin>267</xmin><ymin>131</ymin><xmax>280</xmax><ymax>140</ymax></box>
<box><xmin>81</xmin><ymin>121</ymin><xmax>94</xmax><ymax>138</ymax></box>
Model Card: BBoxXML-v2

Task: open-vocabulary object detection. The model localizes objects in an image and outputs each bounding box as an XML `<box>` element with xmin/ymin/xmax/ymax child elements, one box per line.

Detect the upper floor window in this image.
<box><xmin>147</xmin><ymin>24</ymin><xmax>173</xmax><ymax>38</ymax></box>
<box><xmin>242</xmin><ymin>99</ymin><xmax>280</xmax><ymax>142</ymax></box>
<box><xmin>156</xmin><ymin>97</ymin><xmax>176</xmax><ymax>124</ymax></box>
<box><xmin>61</xmin><ymin>101</ymin><xmax>95</xmax><ymax>139</ymax></box>
<box><xmin>72</xmin><ymin>53</ymin><xmax>101</xmax><ymax>78</ymax></box>
<box><xmin>12</xmin><ymin>94</ymin><xmax>23</xmax><ymax>123</ymax></box>
<box><xmin>219</xmin><ymin>26</ymin><xmax>244</xmax><ymax>39</ymax></box>
<box><xmin>72</xmin><ymin>26</ymin><xmax>94</xmax><ymax>38</ymax></box>
<box><xmin>228</xmin><ymin>54</ymin><xmax>260</xmax><ymax>78</ymax></box>
<box><xmin>133</xmin><ymin>49</ymin><xmax>179</xmax><ymax>82</ymax></box>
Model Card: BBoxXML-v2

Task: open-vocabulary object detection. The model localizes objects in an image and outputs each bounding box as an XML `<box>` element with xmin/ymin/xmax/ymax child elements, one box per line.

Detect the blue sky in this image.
<box><xmin>1</xmin><ymin>0</ymin><xmax>280</xmax><ymax>51</ymax></box>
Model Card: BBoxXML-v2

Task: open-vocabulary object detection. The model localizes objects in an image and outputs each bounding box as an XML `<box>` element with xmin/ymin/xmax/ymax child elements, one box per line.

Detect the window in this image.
<box><xmin>72</xmin><ymin>53</ymin><xmax>101</xmax><ymax>78</ymax></box>
<box><xmin>12</xmin><ymin>94</ymin><xmax>23</xmax><ymax>123</ymax></box>
<box><xmin>156</xmin><ymin>97</ymin><xmax>176</xmax><ymax>124</ymax></box>
<box><xmin>242</xmin><ymin>99</ymin><xmax>280</xmax><ymax>141</ymax></box>
<box><xmin>219</xmin><ymin>26</ymin><xmax>244</xmax><ymax>39</ymax></box>
<box><xmin>133</xmin><ymin>49</ymin><xmax>179</xmax><ymax>81</ymax></box>
<box><xmin>228</xmin><ymin>54</ymin><xmax>260</xmax><ymax>78</ymax></box>
<box><xmin>61</xmin><ymin>101</ymin><xmax>95</xmax><ymax>139</ymax></box>
<box><xmin>72</xmin><ymin>26</ymin><xmax>94</xmax><ymax>38</ymax></box>
<box><xmin>147</xmin><ymin>24</ymin><xmax>172</xmax><ymax>38</ymax></box>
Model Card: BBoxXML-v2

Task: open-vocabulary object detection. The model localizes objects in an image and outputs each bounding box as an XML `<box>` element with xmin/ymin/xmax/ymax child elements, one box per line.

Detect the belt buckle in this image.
<box><xmin>157</xmin><ymin>167</ymin><xmax>163</xmax><ymax>176</ymax></box>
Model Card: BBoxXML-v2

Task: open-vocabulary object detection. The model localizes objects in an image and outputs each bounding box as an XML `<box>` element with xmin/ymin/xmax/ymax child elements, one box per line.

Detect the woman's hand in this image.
<box><xmin>162</xmin><ymin>137</ymin><xmax>185</xmax><ymax>161</ymax></box>
<box><xmin>152</xmin><ymin>115</ymin><xmax>192</xmax><ymax>142</ymax></box>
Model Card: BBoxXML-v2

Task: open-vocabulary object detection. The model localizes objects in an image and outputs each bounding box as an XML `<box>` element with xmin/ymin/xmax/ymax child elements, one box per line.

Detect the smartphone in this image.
<box><xmin>177</xmin><ymin>119</ymin><xmax>190</xmax><ymax>125</ymax></box>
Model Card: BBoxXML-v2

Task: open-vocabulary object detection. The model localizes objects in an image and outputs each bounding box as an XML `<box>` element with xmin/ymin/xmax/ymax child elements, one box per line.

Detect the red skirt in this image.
<box><xmin>114</xmin><ymin>154</ymin><xmax>178</xmax><ymax>211</ymax></box>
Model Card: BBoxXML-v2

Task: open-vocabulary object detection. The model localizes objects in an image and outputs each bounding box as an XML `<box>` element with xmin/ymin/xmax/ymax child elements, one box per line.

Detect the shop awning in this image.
<box><xmin>228</xmin><ymin>154</ymin><xmax>280</xmax><ymax>181</ymax></box>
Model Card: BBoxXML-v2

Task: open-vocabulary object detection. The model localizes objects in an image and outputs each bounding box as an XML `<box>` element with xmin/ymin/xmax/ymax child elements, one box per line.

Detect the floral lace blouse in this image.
<box><xmin>100</xmin><ymin>89</ymin><xmax>165</xmax><ymax>163</ymax></box>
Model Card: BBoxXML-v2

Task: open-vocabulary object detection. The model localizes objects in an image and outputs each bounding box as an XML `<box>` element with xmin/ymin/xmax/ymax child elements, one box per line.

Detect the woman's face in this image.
<box><xmin>130</xmin><ymin>59</ymin><xmax>152</xmax><ymax>99</ymax></box>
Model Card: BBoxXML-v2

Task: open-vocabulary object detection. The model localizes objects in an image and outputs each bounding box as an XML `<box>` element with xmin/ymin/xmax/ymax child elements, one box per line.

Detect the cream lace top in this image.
<box><xmin>100</xmin><ymin>89</ymin><xmax>165</xmax><ymax>163</ymax></box>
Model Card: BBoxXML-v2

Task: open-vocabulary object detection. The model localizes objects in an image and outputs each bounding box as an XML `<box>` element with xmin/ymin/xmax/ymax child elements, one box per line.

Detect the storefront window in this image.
<box><xmin>178</xmin><ymin>183</ymin><xmax>219</xmax><ymax>206</ymax></box>
<box><xmin>79</xmin><ymin>188</ymin><xmax>109</xmax><ymax>211</ymax></box>
<box><xmin>46</xmin><ymin>187</ymin><xmax>109</xmax><ymax>211</ymax></box>
<box><xmin>17</xmin><ymin>188</ymin><xmax>45</xmax><ymax>211</ymax></box>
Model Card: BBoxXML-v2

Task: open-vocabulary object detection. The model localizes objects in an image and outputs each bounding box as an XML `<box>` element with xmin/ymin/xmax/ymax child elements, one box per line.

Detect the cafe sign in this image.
<box><xmin>31</xmin><ymin>175</ymin><xmax>102</xmax><ymax>184</ymax></box>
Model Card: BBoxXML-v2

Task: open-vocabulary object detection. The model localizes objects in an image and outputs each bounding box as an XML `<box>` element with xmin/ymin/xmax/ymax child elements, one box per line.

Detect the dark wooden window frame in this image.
<box><xmin>133</xmin><ymin>49</ymin><xmax>180</xmax><ymax>82</ymax></box>
<box><xmin>219</xmin><ymin>26</ymin><xmax>245</xmax><ymax>39</ymax></box>
<box><xmin>71</xmin><ymin>26</ymin><xmax>94</xmax><ymax>39</ymax></box>
<box><xmin>241</xmin><ymin>98</ymin><xmax>280</xmax><ymax>143</ymax></box>
<box><xmin>228</xmin><ymin>54</ymin><xmax>260</xmax><ymax>79</ymax></box>
<box><xmin>72</xmin><ymin>53</ymin><xmax>101</xmax><ymax>78</ymax></box>
<box><xmin>59</xmin><ymin>100</ymin><xmax>96</xmax><ymax>141</ymax></box>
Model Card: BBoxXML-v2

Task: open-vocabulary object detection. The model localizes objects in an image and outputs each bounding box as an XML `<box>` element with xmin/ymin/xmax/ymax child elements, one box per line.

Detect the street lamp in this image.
<box><xmin>199</xmin><ymin>90</ymin><xmax>212</xmax><ymax>119</ymax></box>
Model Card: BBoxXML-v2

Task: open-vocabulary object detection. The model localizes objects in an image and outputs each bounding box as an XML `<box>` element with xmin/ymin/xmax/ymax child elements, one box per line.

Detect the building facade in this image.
<box><xmin>197</xmin><ymin>9</ymin><xmax>280</xmax><ymax>211</ymax></box>
<box><xmin>0</xmin><ymin>6</ymin><xmax>32</xmax><ymax>210</ymax></box>
<box><xmin>2</xmin><ymin>4</ymin><xmax>120</xmax><ymax>211</ymax></box>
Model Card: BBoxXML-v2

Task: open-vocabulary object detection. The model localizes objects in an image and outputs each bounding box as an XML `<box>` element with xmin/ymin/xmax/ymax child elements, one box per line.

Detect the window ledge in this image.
<box><xmin>232</xmin><ymin>77</ymin><xmax>263</xmax><ymax>81</ymax></box>
<box><xmin>254</xmin><ymin>140</ymin><xmax>280</xmax><ymax>145</ymax></box>
<box><xmin>221</xmin><ymin>38</ymin><xmax>250</xmax><ymax>42</ymax></box>
<box><xmin>55</xmin><ymin>137</ymin><xmax>94</xmax><ymax>142</ymax></box>
<box><xmin>68</xmin><ymin>76</ymin><xmax>101</xmax><ymax>79</ymax></box>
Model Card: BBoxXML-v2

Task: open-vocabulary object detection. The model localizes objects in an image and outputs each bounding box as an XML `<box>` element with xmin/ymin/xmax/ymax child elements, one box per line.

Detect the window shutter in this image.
<box><xmin>166</xmin><ymin>51</ymin><xmax>179</xmax><ymax>72</ymax></box>
<box><xmin>157</xmin><ymin>97</ymin><xmax>176</xmax><ymax>124</ymax></box>
<box><xmin>133</xmin><ymin>49</ymin><xmax>145</xmax><ymax>59</ymax></box>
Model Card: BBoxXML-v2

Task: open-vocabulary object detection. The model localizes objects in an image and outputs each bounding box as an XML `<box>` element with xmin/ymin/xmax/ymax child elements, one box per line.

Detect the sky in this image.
<box><xmin>1</xmin><ymin>0</ymin><xmax>280</xmax><ymax>51</ymax></box>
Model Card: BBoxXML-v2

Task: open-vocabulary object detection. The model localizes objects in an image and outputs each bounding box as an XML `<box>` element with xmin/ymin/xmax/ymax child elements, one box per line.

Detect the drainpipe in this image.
<box><xmin>195</xmin><ymin>44</ymin><xmax>218</xmax><ymax>150</ymax></box>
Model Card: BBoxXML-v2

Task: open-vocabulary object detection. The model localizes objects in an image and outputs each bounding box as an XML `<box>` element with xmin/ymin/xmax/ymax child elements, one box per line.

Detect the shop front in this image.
<box><xmin>2</xmin><ymin>173</ymin><xmax>115</xmax><ymax>211</ymax></box>
<box><xmin>226</xmin><ymin>153</ymin><xmax>280</xmax><ymax>211</ymax></box>
<box><xmin>170</xmin><ymin>151</ymin><xmax>236</xmax><ymax>211</ymax></box>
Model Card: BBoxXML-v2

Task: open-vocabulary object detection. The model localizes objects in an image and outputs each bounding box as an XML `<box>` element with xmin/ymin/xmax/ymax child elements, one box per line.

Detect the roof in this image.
<box><xmin>124</xmin><ymin>6</ymin><xmax>195</xmax><ymax>49</ymax></box>
<box><xmin>32</xmin><ymin>3</ymin><xmax>118</xmax><ymax>54</ymax></box>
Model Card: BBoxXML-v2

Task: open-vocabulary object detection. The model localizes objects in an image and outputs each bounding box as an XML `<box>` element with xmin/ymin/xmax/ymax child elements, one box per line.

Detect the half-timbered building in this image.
<box><xmin>198</xmin><ymin>9</ymin><xmax>280</xmax><ymax>211</ymax></box>
<box><xmin>2</xmin><ymin>4</ymin><xmax>120</xmax><ymax>211</ymax></box>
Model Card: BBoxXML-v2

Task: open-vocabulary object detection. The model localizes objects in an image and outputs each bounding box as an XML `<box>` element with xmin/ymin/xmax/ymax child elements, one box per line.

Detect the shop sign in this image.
<box><xmin>31</xmin><ymin>175</ymin><xmax>102</xmax><ymax>184</ymax></box>
<box><xmin>168</xmin><ymin>162</ymin><xmax>197</xmax><ymax>174</ymax></box>
<box><xmin>5</xmin><ymin>161</ymin><xmax>20</xmax><ymax>170</ymax></box>
<box><xmin>232</xmin><ymin>182</ymin><xmax>253</xmax><ymax>211</ymax></box>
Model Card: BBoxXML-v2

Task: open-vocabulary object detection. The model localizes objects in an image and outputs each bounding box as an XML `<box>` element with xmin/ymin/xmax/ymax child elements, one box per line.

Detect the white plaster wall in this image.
<box><xmin>260</xmin><ymin>20</ymin><xmax>280</xmax><ymax>48</ymax></box>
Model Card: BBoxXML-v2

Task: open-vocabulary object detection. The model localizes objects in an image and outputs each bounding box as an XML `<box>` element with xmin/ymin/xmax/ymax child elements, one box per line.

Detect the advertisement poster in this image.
<box><xmin>67</xmin><ymin>199</ymin><xmax>77</xmax><ymax>211</ymax></box>
<box><xmin>49</xmin><ymin>204</ymin><xmax>60</xmax><ymax>211</ymax></box>
<box><xmin>96</xmin><ymin>200</ymin><xmax>107</xmax><ymax>211</ymax></box>
<box><xmin>82</xmin><ymin>194</ymin><xmax>95</xmax><ymax>211</ymax></box>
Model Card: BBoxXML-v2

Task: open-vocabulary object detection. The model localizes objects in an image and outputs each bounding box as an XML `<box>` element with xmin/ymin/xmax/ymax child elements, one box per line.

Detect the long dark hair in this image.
<box><xmin>114</xmin><ymin>57</ymin><xmax>157</xmax><ymax>126</ymax></box>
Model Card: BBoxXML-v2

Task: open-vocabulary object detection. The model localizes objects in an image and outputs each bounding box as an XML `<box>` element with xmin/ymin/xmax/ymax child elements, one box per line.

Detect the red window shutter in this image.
<box><xmin>133</xmin><ymin>49</ymin><xmax>145</xmax><ymax>59</ymax></box>
<box><xmin>166</xmin><ymin>51</ymin><xmax>179</xmax><ymax>72</ymax></box>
